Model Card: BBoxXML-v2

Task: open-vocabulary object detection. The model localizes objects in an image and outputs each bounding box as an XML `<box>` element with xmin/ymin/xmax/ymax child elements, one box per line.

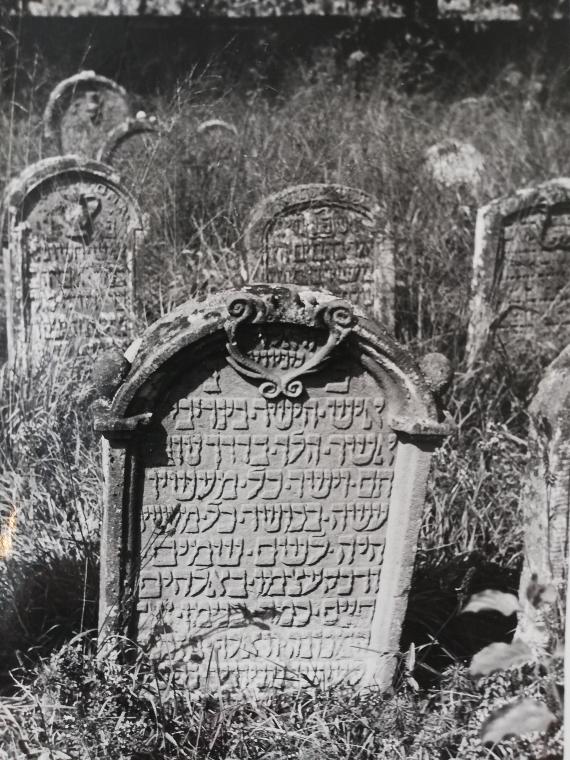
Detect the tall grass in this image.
<box><xmin>0</xmin><ymin>46</ymin><xmax>566</xmax><ymax>757</ymax></box>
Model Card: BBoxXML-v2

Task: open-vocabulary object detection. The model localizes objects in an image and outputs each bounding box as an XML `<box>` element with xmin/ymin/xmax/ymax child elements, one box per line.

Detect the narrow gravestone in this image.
<box><xmin>44</xmin><ymin>71</ymin><xmax>130</xmax><ymax>158</ymax></box>
<box><xmin>244</xmin><ymin>185</ymin><xmax>395</xmax><ymax>331</ymax></box>
<box><xmin>1</xmin><ymin>156</ymin><xmax>144</xmax><ymax>364</ymax></box>
<box><xmin>92</xmin><ymin>284</ymin><xmax>451</xmax><ymax>694</ymax></box>
<box><xmin>424</xmin><ymin>138</ymin><xmax>486</xmax><ymax>194</ymax></box>
<box><xmin>97</xmin><ymin>114</ymin><xmax>162</xmax><ymax>187</ymax></box>
<box><xmin>467</xmin><ymin>179</ymin><xmax>570</xmax><ymax>368</ymax></box>
<box><xmin>516</xmin><ymin>344</ymin><xmax>570</xmax><ymax>650</ymax></box>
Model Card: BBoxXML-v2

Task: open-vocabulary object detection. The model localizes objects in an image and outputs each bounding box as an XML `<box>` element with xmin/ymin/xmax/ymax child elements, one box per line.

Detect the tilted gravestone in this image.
<box><xmin>44</xmin><ymin>71</ymin><xmax>130</xmax><ymax>158</ymax></box>
<box><xmin>92</xmin><ymin>284</ymin><xmax>450</xmax><ymax>694</ymax></box>
<box><xmin>244</xmin><ymin>185</ymin><xmax>395</xmax><ymax>331</ymax></box>
<box><xmin>516</xmin><ymin>345</ymin><xmax>570</xmax><ymax>649</ymax></box>
<box><xmin>467</xmin><ymin>180</ymin><xmax>570</xmax><ymax>368</ymax></box>
<box><xmin>2</xmin><ymin>156</ymin><xmax>144</xmax><ymax>364</ymax></box>
<box><xmin>97</xmin><ymin>114</ymin><xmax>162</xmax><ymax>188</ymax></box>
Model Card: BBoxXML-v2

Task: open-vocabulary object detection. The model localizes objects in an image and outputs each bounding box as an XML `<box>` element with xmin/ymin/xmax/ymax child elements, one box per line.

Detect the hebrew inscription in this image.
<box><xmin>95</xmin><ymin>285</ymin><xmax>450</xmax><ymax>696</ymax></box>
<box><xmin>245</xmin><ymin>186</ymin><xmax>395</xmax><ymax>328</ymax></box>
<box><xmin>137</xmin><ymin>351</ymin><xmax>396</xmax><ymax>691</ymax></box>
<box><xmin>3</xmin><ymin>158</ymin><xmax>143</xmax><ymax>362</ymax></box>
<box><xmin>467</xmin><ymin>181</ymin><xmax>570</xmax><ymax>365</ymax></box>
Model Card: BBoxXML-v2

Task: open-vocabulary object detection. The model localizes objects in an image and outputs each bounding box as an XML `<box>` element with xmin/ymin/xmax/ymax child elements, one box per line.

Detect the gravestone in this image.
<box><xmin>44</xmin><ymin>71</ymin><xmax>130</xmax><ymax>158</ymax></box>
<box><xmin>443</xmin><ymin>97</ymin><xmax>495</xmax><ymax>137</ymax></box>
<box><xmin>92</xmin><ymin>284</ymin><xmax>451</xmax><ymax>694</ymax></box>
<box><xmin>466</xmin><ymin>179</ymin><xmax>570</xmax><ymax>368</ymax></box>
<box><xmin>97</xmin><ymin>114</ymin><xmax>162</xmax><ymax>186</ymax></box>
<box><xmin>196</xmin><ymin>119</ymin><xmax>238</xmax><ymax>139</ymax></box>
<box><xmin>2</xmin><ymin>156</ymin><xmax>144</xmax><ymax>364</ymax></box>
<box><xmin>516</xmin><ymin>344</ymin><xmax>570</xmax><ymax>649</ymax></box>
<box><xmin>244</xmin><ymin>185</ymin><xmax>395</xmax><ymax>331</ymax></box>
<box><xmin>424</xmin><ymin>139</ymin><xmax>486</xmax><ymax>193</ymax></box>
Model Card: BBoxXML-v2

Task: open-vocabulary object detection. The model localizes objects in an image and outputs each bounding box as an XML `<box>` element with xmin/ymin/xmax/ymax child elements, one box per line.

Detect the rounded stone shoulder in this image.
<box><xmin>481</xmin><ymin>177</ymin><xmax>570</xmax><ymax>220</ymax></box>
<box><xmin>110</xmin><ymin>283</ymin><xmax>449</xmax><ymax>436</ymax></box>
<box><xmin>244</xmin><ymin>183</ymin><xmax>385</xmax><ymax>250</ymax></box>
<box><xmin>97</xmin><ymin>116</ymin><xmax>162</xmax><ymax>163</ymax></box>
<box><xmin>44</xmin><ymin>71</ymin><xmax>129</xmax><ymax>140</ymax></box>
<box><xmin>1</xmin><ymin>156</ymin><xmax>143</xmax><ymax>244</ymax></box>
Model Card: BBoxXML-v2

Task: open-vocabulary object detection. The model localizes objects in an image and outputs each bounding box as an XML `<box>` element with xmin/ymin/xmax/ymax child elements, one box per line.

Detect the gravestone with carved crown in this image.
<box><xmin>467</xmin><ymin>179</ymin><xmax>570</xmax><ymax>368</ymax></box>
<box><xmin>1</xmin><ymin>156</ymin><xmax>144</xmax><ymax>365</ymax></box>
<box><xmin>244</xmin><ymin>185</ymin><xmax>395</xmax><ymax>332</ymax></box>
<box><xmin>44</xmin><ymin>71</ymin><xmax>131</xmax><ymax>159</ymax></box>
<box><xmin>92</xmin><ymin>283</ymin><xmax>451</xmax><ymax>695</ymax></box>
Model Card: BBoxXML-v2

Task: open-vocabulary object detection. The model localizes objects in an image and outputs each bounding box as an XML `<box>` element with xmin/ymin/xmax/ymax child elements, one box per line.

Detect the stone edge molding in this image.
<box><xmin>1</xmin><ymin>155</ymin><xmax>144</xmax><ymax>365</ymax></box>
<box><xmin>196</xmin><ymin>118</ymin><xmax>239</xmax><ymax>136</ymax></box>
<box><xmin>97</xmin><ymin>115</ymin><xmax>162</xmax><ymax>164</ymax></box>
<box><xmin>244</xmin><ymin>183</ymin><xmax>396</xmax><ymax>331</ymax></box>
<box><xmin>43</xmin><ymin>70</ymin><xmax>130</xmax><ymax>150</ymax></box>
<box><xmin>92</xmin><ymin>282</ymin><xmax>452</xmax><ymax>693</ymax></box>
<box><xmin>516</xmin><ymin>344</ymin><xmax>570</xmax><ymax>650</ymax></box>
<box><xmin>466</xmin><ymin>177</ymin><xmax>570</xmax><ymax>369</ymax></box>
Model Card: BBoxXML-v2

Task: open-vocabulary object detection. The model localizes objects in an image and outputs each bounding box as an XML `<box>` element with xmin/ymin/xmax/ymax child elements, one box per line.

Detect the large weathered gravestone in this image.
<box><xmin>244</xmin><ymin>185</ymin><xmax>395</xmax><ymax>331</ymax></box>
<box><xmin>467</xmin><ymin>180</ymin><xmax>570</xmax><ymax>368</ymax></box>
<box><xmin>2</xmin><ymin>156</ymin><xmax>144</xmax><ymax>364</ymax></box>
<box><xmin>44</xmin><ymin>71</ymin><xmax>130</xmax><ymax>158</ymax></box>
<box><xmin>516</xmin><ymin>344</ymin><xmax>570</xmax><ymax>649</ymax></box>
<box><xmin>93</xmin><ymin>284</ymin><xmax>450</xmax><ymax>694</ymax></box>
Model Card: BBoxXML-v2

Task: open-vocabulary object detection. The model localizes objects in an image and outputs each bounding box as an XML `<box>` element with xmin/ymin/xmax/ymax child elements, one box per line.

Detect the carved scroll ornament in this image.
<box><xmin>224</xmin><ymin>293</ymin><xmax>356</xmax><ymax>400</ymax></box>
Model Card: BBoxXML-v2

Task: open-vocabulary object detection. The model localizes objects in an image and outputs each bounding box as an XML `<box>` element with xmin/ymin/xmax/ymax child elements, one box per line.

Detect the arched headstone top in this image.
<box><xmin>196</xmin><ymin>118</ymin><xmax>238</xmax><ymax>137</ymax></box>
<box><xmin>2</xmin><ymin>156</ymin><xmax>144</xmax><ymax>363</ymax></box>
<box><xmin>93</xmin><ymin>283</ymin><xmax>450</xmax><ymax>696</ymax></box>
<box><xmin>44</xmin><ymin>71</ymin><xmax>130</xmax><ymax>157</ymax></box>
<box><xmin>244</xmin><ymin>185</ymin><xmax>395</xmax><ymax>329</ymax></box>
<box><xmin>97</xmin><ymin>115</ymin><xmax>162</xmax><ymax>165</ymax></box>
<box><xmin>467</xmin><ymin>178</ymin><xmax>570</xmax><ymax>368</ymax></box>
<box><xmin>97</xmin><ymin>284</ymin><xmax>448</xmax><ymax>437</ymax></box>
<box><xmin>2</xmin><ymin>155</ymin><xmax>140</xmax><ymax>228</ymax></box>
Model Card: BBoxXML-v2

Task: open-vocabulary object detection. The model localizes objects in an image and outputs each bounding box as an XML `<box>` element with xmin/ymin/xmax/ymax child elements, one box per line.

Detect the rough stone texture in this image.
<box><xmin>17</xmin><ymin>1</ymin><xmax>406</xmax><ymax>16</ymax></box>
<box><xmin>244</xmin><ymin>185</ymin><xmax>395</xmax><ymax>331</ymax></box>
<box><xmin>44</xmin><ymin>71</ymin><xmax>130</xmax><ymax>158</ymax></box>
<box><xmin>424</xmin><ymin>139</ymin><xmax>486</xmax><ymax>193</ymax></box>
<box><xmin>15</xmin><ymin>0</ymin><xmax>534</xmax><ymax>16</ymax></box>
<box><xmin>1</xmin><ymin>156</ymin><xmax>144</xmax><ymax>365</ymax></box>
<box><xmin>466</xmin><ymin>179</ymin><xmax>570</xmax><ymax>368</ymax></box>
<box><xmin>516</xmin><ymin>345</ymin><xmax>570</xmax><ymax>649</ymax></box>
<box><xmin>93</xmin><ymin>283</ymin><xmax>450</xmax><ymax>695</ymax></box>
<box><xmin>97</xmin><ymin>115</ymin><xmax>163</xmax><ymax>189</ymax></box>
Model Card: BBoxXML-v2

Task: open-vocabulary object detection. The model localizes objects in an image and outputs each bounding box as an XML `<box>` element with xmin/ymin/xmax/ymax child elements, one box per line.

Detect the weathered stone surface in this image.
<box><xmin>44</xmin><ymin>71</ymin><xmax>130</xmax><ymax>158</ymax></box>
<box><xmin>94</xmin><ymin>283</ymin><xmax>450</xmax><ymax>695</ymax></box>
<box><xmin>424</xmin><ymin>139</ymin><xmax>486</xmax><ymax>193</ymax></box>
<box><xmin>244</xmin><ymin>185</ymin><xmax>395</xmax><ymax>330</ymax></box>
<box><xmin>97</xmin><ymin>115</ymin><xmax>162</xmax><ymax>187</ymax></box>
<box><xmin>466</xmin><ymin>179</ymin><xmax>570</xmax><ymax>368</ymax></box>
<box><xmin>516</xmin><ymin>345</ymin><xmax>570</xmax><ymax>649</ymax></box>
<box><xmin>196</xmin><ymin>119</ymin><xmax>238</xmax><ymax>138</ymax></box>
<box><xmin>1</xmin><ymin>156</ymin><xmax>144</xmax><ymax>364</ymax></box>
